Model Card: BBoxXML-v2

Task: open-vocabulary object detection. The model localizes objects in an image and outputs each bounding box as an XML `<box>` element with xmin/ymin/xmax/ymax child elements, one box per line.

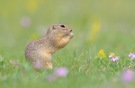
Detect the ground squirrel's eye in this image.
<box><xmin>60</xmin><ymin>25</ymin><xmax>65</xmax><ymax>28</ymax></box>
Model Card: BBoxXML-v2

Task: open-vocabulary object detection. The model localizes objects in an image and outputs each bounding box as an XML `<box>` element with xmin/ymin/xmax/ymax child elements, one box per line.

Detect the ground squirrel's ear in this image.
<box><xmin>52</xmin><ymin>25</ymin><xmax>56</xmax><ymax>30</ymax></box>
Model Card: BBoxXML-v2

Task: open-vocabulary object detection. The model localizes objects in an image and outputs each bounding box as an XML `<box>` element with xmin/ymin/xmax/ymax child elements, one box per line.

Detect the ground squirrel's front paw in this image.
<box><xmin>70</xmin><ymin>32</ymin><xmax>74</xmax><ymax>39</ymax></box>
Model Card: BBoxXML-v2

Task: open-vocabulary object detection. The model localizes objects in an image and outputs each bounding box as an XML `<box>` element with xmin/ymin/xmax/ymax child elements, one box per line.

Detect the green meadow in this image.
<box><xmin>0</xmin><ymin>0</ymin><xmax>135</xmax><ymax>88</ymax></box>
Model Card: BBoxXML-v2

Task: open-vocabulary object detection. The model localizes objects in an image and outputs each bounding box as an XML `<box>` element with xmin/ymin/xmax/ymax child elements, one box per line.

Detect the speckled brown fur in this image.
<box><xmin>25</xmin><ymin>24</ymin><xmax>74</xmax><ymax>70</ymax></box>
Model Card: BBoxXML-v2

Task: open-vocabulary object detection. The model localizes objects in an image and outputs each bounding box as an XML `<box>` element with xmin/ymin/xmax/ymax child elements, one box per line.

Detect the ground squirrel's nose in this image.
<box><xmin>70</xmin><ymin>29</ymin><xmax>72</xmax><ymax>32</ymax></box>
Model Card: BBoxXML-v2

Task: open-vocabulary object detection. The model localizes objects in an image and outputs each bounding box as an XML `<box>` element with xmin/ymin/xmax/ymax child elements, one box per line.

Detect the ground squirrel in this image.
<box><xmin>25</xmin><ymin>24</ymin><xmax>74</xmax><ymax>70</ymax></box>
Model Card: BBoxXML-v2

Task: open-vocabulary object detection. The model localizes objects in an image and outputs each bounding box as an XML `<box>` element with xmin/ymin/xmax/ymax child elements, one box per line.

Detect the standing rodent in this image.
<box><xmin>25</xmin><ymin>24</ymin><xmax>74</xmax><ymax>70</ymax></box>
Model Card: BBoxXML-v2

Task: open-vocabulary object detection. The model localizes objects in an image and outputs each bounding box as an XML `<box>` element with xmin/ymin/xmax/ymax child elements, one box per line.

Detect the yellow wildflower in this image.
<box><xmin>89</xmin><ymin>20</ymin><xmax>101</xmax><ymax>42</ymax></box>
<box><xmin>26</xmin><ymin>0</ymin><xmax>38</xmax><ymax>13</ymax></box>
<box><xmin>98</xmin><ymin>49</ymin><xmax>106</xmax><ymax>58</ymax></box>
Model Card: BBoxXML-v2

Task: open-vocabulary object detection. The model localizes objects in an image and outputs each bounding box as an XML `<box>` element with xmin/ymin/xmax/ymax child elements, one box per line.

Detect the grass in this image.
<box><xmin>0</xmin><ymin>0</ymin><xmax>135</xmax><ymax>88</ymax></box>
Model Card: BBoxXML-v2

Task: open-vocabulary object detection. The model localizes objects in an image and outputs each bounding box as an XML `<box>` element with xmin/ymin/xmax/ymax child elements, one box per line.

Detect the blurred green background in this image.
<box><xmin>1</xmin><ymin>0</ymin><xmax>135</xmax><ymax>50</ymax></box>
<box><xmin>0</xmin><ymin>0</ymin><xmax>135</xmax><ymax>88</ymax></box>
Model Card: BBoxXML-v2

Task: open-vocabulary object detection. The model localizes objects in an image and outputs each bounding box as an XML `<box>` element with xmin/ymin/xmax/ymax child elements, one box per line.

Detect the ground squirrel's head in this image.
<box><xmin>46</xmin><ymin>24</ymin><xmax>74</xmax><ymax>39</ymax></box>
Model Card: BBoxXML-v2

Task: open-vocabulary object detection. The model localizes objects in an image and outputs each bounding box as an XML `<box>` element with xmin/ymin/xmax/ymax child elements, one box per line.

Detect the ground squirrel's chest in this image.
<box><xmin>56</xmin><ymin>36</ymin><xmax>70</xmax><ymax>49</ymax></box>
